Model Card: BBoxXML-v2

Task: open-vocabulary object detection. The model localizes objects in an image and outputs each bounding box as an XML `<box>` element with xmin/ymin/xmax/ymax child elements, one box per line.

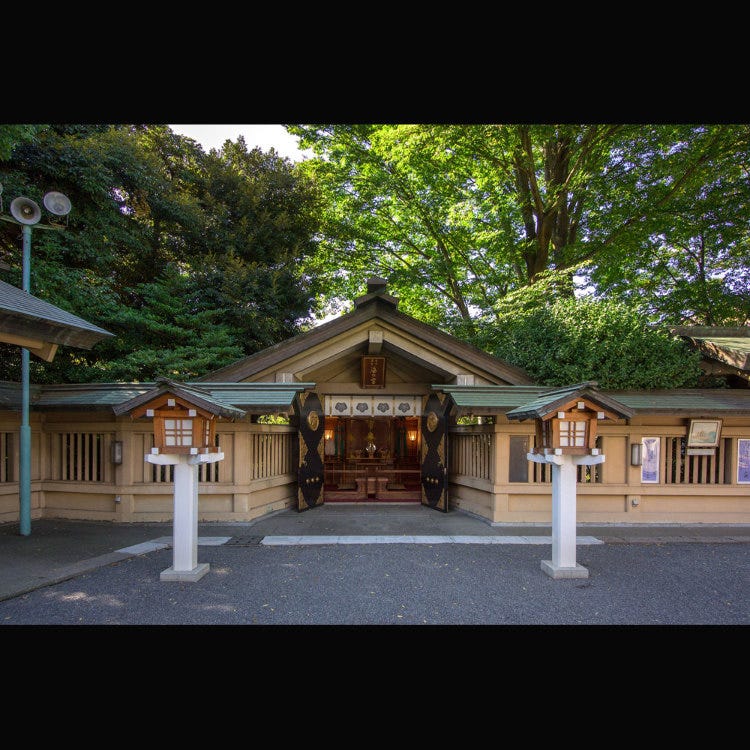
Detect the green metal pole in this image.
<box><xmin>19</xmin><ymin>225</ymin><xmax>31</xmax><ymax>536</ymax></box>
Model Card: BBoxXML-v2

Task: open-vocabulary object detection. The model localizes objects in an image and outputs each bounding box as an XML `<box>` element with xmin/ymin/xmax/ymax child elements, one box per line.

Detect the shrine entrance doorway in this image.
<box><xmin>323</xmin><ymin>415</ymin><xmax>422</xmax><ymax>502</ymax></box>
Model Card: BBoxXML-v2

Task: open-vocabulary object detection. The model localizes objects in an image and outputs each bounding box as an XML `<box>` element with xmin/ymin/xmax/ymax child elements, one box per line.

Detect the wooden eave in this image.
<box><xmin>505</xmin><ymin>383</ymin><xmax>634</xmax><ymax>422</ymax></box>
<box><xmin>130</xmin><ymin>394</ymin><xmax>219</xmax><ymax>421</ymax></box>
<box><xmin>536</xmin><ymin>397</ymin><xmax>623</xmax><ymax>422</ymax></box>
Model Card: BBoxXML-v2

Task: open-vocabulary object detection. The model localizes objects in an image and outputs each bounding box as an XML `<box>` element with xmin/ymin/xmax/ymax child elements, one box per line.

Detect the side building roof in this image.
<box><xmin>672</xmin><ymin>326</ymin><xmax>750</xmax><ymax>371</ymax></box>
<box><xmin>1</xmin><ymin>380</ymin><xmax>316</xmax><ymax>415</ymax></box>
<box><xmin>0</xmin><ymin>278</ymin><xmax>112</xmax><ymax>353</ymax></box>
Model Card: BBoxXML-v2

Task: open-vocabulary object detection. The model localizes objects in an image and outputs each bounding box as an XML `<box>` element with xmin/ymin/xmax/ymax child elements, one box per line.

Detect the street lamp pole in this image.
<box><xmin>3</xmin><ymin>191</ymin><xmax>71</xmax><ymax>536</ymax></box>
<box><xmin>19</xmin><ymin>225</ymin><xmax>31</xmax><ymax>535</ymax></box>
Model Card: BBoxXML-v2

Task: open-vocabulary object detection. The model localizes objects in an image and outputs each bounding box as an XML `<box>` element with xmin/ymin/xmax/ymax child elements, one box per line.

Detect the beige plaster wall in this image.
<box><xmin>1</xmin><ymin>409</ymin><xmax>749</xmax><ymax>525</ymax></box>
<box><xmin>448</xmin><ymin>420</ymin><xmax>750</xmax><ymax>524</ymax></box>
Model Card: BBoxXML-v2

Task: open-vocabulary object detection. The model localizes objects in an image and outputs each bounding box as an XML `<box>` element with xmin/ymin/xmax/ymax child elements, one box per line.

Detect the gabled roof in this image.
<box><xmin>504</xmin><ymin>382</ymin><xmax>634</xmax><ymax>421</ymax></box>
<box><xmin>0</xmin><ymin>279</ymin><xmax>113</xmax><ymax>355</ymax></box>
<box><xmin>199</xmin><ymin>285</ymin><xmax>534</xmax><ymax>386</ymax></box>
<box><xmin>112</xmin><ymin>378</ymin><xmax>247</xmax><ymax>419</ymax></box>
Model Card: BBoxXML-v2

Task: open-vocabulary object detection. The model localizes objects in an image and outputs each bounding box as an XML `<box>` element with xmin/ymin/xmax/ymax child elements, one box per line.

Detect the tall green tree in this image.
<box><xmin>289</xmin><ymin>124</ymin><xmax>749</xmax><ymax>336</ymax></box>
<box><xmin>0</xmin><ymin>125</ymin><xmax>40</xmax><ymax>160</ymax></box>
<box><xmin>587</xmin><ymin>126</ymin><xmax>750</xmax><ymax>325</ymax></box>
<box><xmin>0</xmin><ymin>125</ymin><xmax>322</xmax><ymax>383</ymax></box>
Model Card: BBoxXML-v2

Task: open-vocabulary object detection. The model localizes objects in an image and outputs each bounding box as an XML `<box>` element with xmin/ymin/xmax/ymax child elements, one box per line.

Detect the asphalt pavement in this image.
<box><xmin>0</xmin><ymin>505</ymin><xmax>747</xmax><ymax>625</ymax></box>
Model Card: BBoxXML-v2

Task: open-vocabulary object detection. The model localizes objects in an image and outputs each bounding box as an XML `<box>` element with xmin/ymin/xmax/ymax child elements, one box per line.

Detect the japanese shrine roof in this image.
<box><xmin>112</xmin><ymin>378</ymin><xmax>248</xmax><ymax>419</ymax></box>
<box><xmin>0</xmin><ymin>279</ymin><xmax>112</xmax><ymax>349</ymax></box>
<box><xmin>198</xmin><ymin>289</ymin><xmax>534</xmax><ymax>386</ymax></box>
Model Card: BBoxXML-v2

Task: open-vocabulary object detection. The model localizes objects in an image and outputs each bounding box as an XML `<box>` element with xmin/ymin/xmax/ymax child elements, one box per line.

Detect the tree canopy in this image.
<box><xmin>478</xmin><ymin>278</ymin><xmax>704</xmax><ymax>389</ymax></box>
<box><xmin>289</xmin><ymin>124</ymin><xmax>749</xmax><ymax>338</ymax></box>
<box><xmin>0</xmin><ymin>122</ymin><xmax>746</xmax><ymax>390</ymax></box>
<box><xmin>0</xmin><ymin>124</ymin><xmax>321</xmax><ymax>383</ymax></box>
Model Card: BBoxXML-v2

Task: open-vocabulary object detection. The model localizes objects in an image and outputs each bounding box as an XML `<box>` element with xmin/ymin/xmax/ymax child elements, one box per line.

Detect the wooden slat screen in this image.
<box><xmin>51</xmin><ymin>432</ymin><xmax>108</xmax><ymax>482</ymax></box>
<box><xmin>249</xmin><ymin>432</ymin><xmax>292</xmax><ymax>480</ymax></box>
<box><xmin>664</xmin><ymin>436</ymin><xmax>730</xmax><ymax>485</ymax></box>
<box><xmin>449</xmin><ymin>433</ymin><xmax>493</xmax><ymax>481</ymax></box>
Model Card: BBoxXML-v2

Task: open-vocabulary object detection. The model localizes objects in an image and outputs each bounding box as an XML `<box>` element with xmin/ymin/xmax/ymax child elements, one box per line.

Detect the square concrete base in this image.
<box><xmin>160</xmin><ymin>563</ymin><xmax>210</xmax><ymax>582</ymax></box>
<box><xmin>541</xmin><ymin>560</ymin><xmax>589</xmax><ymax>579</ymax></box>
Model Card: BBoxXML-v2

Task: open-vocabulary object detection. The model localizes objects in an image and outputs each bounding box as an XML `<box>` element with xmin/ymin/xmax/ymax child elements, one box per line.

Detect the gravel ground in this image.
<box><xmin>0</xmin><ymin>542</ymin><xmax>747</xmax><ymax>625</ymax></box>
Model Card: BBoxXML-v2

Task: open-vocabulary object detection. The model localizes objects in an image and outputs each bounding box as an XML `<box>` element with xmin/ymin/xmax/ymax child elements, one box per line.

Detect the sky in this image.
<box><xmin>168</xmin><ymin>124</ymin><xmax>310</xmax><ymax>161</ymax></box>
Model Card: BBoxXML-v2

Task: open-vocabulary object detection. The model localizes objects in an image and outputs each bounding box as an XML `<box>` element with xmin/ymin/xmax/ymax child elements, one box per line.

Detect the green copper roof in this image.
<box><xmin>435</xmin><ymin>384</ymin><xmax>750</xmax><ymax>415</ymax></box>
<box><xmin>112</xmin><ymin>378</ymin><xmax>248</xmax><ymax>419</ymax></box>
<box><xmin>505</xmin><ymin>382</ymin><xmax>633</xmax><ymax>421</ymax></box>
<box><xmin>672</xmin><ymin>326</ymin><xmax>750</xmax><ymax>370</ymax></box>
<box><xmin>0</xmin><ymin>381</ymin><xmax>315</xmax><ymax>413</ymax></box>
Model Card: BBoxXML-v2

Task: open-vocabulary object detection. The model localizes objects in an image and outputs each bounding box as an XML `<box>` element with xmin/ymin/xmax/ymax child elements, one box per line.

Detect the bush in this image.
<box><xmin>480</xmin><ymin>297</ymin><xmax>703</xmax><ymax>389</ymax></box>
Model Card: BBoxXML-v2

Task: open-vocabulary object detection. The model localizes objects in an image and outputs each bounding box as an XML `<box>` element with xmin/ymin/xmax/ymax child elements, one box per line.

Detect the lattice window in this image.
<box><xmin>558</xmin><ymin>420</ymin><xmax>587</xmax><ymax>448</ymax></box>
<box><xmin>52</xmin><ymin>433</ymin><xmax>108</xmax><ymax>482</ymax></box>
<box><xmin>664</xmin><ymin>437</ymin><xmax>731</xmax><ymax>485</ymax></box>
<box><xmin>163</xmin><ymin>418</ymin><xmax>194</xmax><ymax>448</ymax></box>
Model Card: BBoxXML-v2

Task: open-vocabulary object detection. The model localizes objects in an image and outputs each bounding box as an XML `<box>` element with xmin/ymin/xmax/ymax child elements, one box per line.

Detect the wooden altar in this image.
<box><xmin>324</xmin><ymin>457</ymin><xmax>421</xmax><ymax>502</ymax></box>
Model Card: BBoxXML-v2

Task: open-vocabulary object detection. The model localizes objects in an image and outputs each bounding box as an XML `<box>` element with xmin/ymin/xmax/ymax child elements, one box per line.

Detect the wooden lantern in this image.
<box><xmin>131</xmin><ymin>394</ymin><xmax>220</xmax><ymax>455</ymax></box>
<box><xmin>506</xmin><ymin>384</ymin><xmax>633</xmax><ymax>457</ymax></box>
<box><xmin>534</xmin><ymin>400</ymin><xmax>608</xmax><ymax>456</ymax></box>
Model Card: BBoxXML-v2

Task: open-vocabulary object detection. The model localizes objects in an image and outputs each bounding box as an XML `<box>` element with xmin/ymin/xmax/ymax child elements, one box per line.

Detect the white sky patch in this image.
<box><xmin>168</xmin><ymin>124</ymin><xmax>311</xmax><ymax>162</ymax></box>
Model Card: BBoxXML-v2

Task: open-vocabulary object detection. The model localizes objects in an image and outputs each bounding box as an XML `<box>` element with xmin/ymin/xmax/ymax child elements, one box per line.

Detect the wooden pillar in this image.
<box><xmin>114</xmin><ymin>424</ymin><xmax>136</xmax><ymax>521</ymax></box>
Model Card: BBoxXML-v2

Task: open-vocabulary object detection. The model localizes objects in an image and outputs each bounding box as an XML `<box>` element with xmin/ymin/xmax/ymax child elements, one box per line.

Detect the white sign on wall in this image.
<box><xmin>738</xmin><ymin>439</ymin><xmax>750</xmax><ymax>484</ymax></box>
<box><xmin>641</xmin><ymin>437</ymin><xmax>660</xmax><ymax>483</ymax></box>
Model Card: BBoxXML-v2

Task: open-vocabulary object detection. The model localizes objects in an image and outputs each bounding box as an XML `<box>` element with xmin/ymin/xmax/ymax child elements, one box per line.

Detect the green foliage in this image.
<box><xmin>478</xmin><ymin>296</ymin><xmax>703</xmax><ymax>389</ymax></box>
<box><xmin>256</xmin><ymin>414</ymin><xmax>290</xmax><ymax>424</ymax></box>
<box><xmin>0</xmin><ymin>125</ymin><xmax>41</xmax><ymax>160</ymax></box>
<box><xmin>0</xmin><ymin>126</ymin><xmax>321</xmax><ymax>383</ymax></box>
<box><xmin>289</xmin><ymin>123</ymin><xmax>750</xmax><ymax>335</ymax></box>
<box><xmin>587</xmin><ymin>125</ymin><xmax>750</xmax><ymax>325</ymax></box>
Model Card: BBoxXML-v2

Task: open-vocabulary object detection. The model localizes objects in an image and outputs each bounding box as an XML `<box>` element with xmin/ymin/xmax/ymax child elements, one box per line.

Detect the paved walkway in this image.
<box><xmin>0</xmin><ymin>505</ymin><xmax>748</xmax><ymax>624</ymax></box>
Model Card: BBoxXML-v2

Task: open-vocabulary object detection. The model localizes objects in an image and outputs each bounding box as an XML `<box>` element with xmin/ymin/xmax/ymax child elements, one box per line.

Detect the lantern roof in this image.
<box><xmin>505</xmin><ymin>382</ymin><xmax>634</xmax><ymax>422</ymax></box>
<box><xmin>112</xmin><ymin>378</ymin><xmax>247</xmax><ymax>420</ymax></box>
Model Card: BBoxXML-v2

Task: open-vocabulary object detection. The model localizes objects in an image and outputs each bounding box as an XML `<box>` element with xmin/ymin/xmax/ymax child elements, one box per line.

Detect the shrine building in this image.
<box><xmin>1</xmin><ymin>277</ymin><xmax>749</xmax><ymax>526</ymax></box>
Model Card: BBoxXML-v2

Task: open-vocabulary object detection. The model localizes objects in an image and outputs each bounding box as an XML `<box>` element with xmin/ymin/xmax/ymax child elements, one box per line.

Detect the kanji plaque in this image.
<box><xmin>361</xmin><ymin>356</ymin><xmax>386</xmax><ymax>388</ymax></box>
